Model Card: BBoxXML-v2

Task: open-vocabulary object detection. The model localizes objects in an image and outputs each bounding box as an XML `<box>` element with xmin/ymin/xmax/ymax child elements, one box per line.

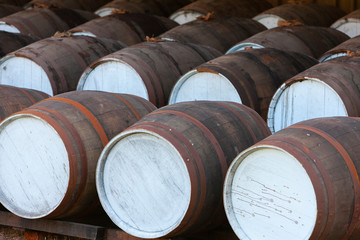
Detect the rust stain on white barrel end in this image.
<box><xmin>224</xmin><ymin>145</ymin><xmax>317</xmax><ymax>240</ymax></box>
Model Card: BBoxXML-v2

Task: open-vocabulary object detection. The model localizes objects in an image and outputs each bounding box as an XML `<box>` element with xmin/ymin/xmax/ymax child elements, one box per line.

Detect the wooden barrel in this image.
<box><xmin>46</xmin><ymin>8</ymin><xmax>97</xmax><ymax>29</ymax></box>
<box><xmin>25</xmin><ymin>0</ymin><xmax>112</xmax><ymax>11</ymax></box>
<box><xmin>0</xmin><ymin>91</ymin><xmax>156</xmax><ymax>219</ymax></box>
<box><xmin>224</xmin><ymin>117</ymin><xmax>360</xmax><ymax>240</ymax></box>
<box><xmin>0</xmin><ymin>31</ymin><xmax>39</xmax><ymax>58</ymax></box>
<box><xmin>170</xmin><ymin>0</ymin><xmax>272</xmax><ymax>25</ymax></box>
<box><xmin>96</xmin><ymin>101</ymin><xmax>271</xmax><ymax>238</ymax></box>
<box><xmin>159</xmin><ymin>17</ymin><xmax>266</xmax><ymax>53</ymax></box>
<box><xmin>169</xmin><ymin>48</ymin><xmax>318</xmax><ymax>120</ymax></box>
<box><xmin>0</xmin><ymin>4</ymin><xmax>22</xmax><ymax>18</ymax></box>
<box><xmin>0</xmin><ymin>85</ymin><xmax>49</xmax><ymax>121</ymax></box>
<box><xmin>0</xmin><ymin>0</ymin><xmax>29</xmax><ymax>6</ymax></box>
<box><xmin>95</xmin><ymin>0</ymin><xmax>192</xmax><ymax>17</ymax></box>
<box><xmin>77</xmin><ymin>41</ymin><xmax>222</xmax><ymax>107</ymax></box>
<box><xmin>267</xmin><ymin>56</ymin><xmax>360</xmax><ymax>133</ymax></box>
<box><xmin>320</xmin><ymin>36</ymin><xmax>360</xmax><ymax>62</ymax></box>
<box><xmin>253</xmin><ymin>3</ymin><xmax>345</xmax><ymax>29</ymax></box>
<box><xmin>227</xmin><ymin>26</ymin><xmax>349</xmax><ymax>59</ymax></box>
<box><xmin>70</xmin><ymin>13</ymin><xmax>178</xmax><ymax>45</ymax></box>
<box><xmin>0</xmin><ymin>8</ymin><xmax>69</xmax><ymax>39</ymax></box>
<box><xmin>331</xmin><ymin>9</ymin><xmax>360</xmax><ymax>38</ymax></box>
<box><xmin>0</xmin><ymin>35</ymin><xmax>125</xmax><ymax>96</ymax></box>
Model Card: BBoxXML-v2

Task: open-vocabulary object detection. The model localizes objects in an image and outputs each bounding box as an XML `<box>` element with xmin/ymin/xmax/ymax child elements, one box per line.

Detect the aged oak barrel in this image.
<box><xmin>70</xmin><ymin>13</ymin><xmax>178</xmax><ymax>45</ymax></box>
<box><xmin>0</xmin><ymin>4</ymin><xmax>22</xmax><ymax>18</ymax></box>
<box><xmin>169</xmin><ymin>48</ymin><xmax>317</xmax><ymax>120</ymax></box>
<box><xmin>44</xmin><ymin>8</ymin><xmax>97</xmax><ymax>29</ymax></box>
<box><xmin>0</xmin><ymin>31</ymin><xmax>39</xmax><ymax>58</ymax></box>
<box><xmin>227</xmin><ymin>26</ymin><xmax>349</xmax><ymax>59</ymax></box>
<box><xmin>95</xmin><ymin>0</ymin><xmax>192</xmax><ymax>17</ymax></box>
<box><xmin>0</xmin><ymin>91</ymin><xmax>156</xmax><ymax>219</ymax></box>
<box><xmin>26</xmin><ymin>0</ymin><xmax>112</xmax><ymax>11</ymax></box>
<box><xmin>331</xmin><ymin>9</ymin><xmax>360</xmax><ymax>38</ymax></box>
<box><xmin>267</xmin><ymin>56</ymin><xmax>360</xmax><ymax>133</ymax></box>
<box><xmin>96</xmin><ymin>101</ymin><xmax>271</xmax><ymax>238</ymax></box>
<box><xmin>254</xmin><ymin>3</ymin><xmax>345</xmax><ymax>29</ymax></box>
<box><xmin>0</xmin><ymin>35</ymin><xmax>125</xmax><ymax>96</ymax></box>
<box><xmin>0</xmin><ymin>85</ymin><xmax>49</xmax><ymax>121</ymax></box>
<box><xmin>0</xmin><ymin>8</ymin><xmax>69</xmax><ymax>39</ymax></box>
<box><xmin>170</xmin><ymin>0</ymin><xmax>272</xmax><ymax>25</ymax></box>
<box><xmin>320</xmin><ymin>36</ymin><xmax>360</xmax><ymax>62</ymax></box>
<box><xmin>77</xmin><ymin>41</ymin><xmax>221</xmax><ymax>107</ymax></box>
<box><xmin>0</xmin><ymin>0</ymin><xmax>30</xmax><ymax>6</ymax></box>
<box><xmin>224</xmin><ymin>117</ymin><xmax>360</xmax><ymax>240</ymax></box>
<box><xmin>159</xmin><ymin>17</ymin><xmax>266</xmax><ymax>53</ymax></box>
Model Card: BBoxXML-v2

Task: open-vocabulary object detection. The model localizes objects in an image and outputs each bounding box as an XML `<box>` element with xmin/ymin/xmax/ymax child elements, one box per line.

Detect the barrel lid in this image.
<box><xmin>224</xmin><ymin>145</ymin><xmax>317</xmax><ymax>240</ymax></box>
<box><xmin>0</xmin><ymin>21</ymin><xmax>20</xmax><ymax>33</ymax></box>
<box><xmin>94</xmin><ymin>7</ymin><xmax>116</xmax><ymax>17</ymax></box>
<box><xmin>71</xmin><ymin>31</ymin><xmax>97</xmax><ymax>38</ymax></box>
<box><xmin>96</xmin><ymin>129</ymin><xmax>191</xmax><ymax>238</ymax></box>
<box><xmin>226</xmin><ymin>42</ymin><xmax>264</xmax><ymax>54</ymax></box>
<box><xmin>331</xmin><ymin>18</ymin><xmax>360</xmax><ymax>38</ymax></box>
<box><xmin>169</xmin><ymin>69</ymin><xmax>241</xmax><ymax>104</ymax></box>
<box><xmin>77</xmin><ymin>59</ymin><xmax>149</xmax><ymax>101</ymax></box>
<box><xmin>253</xmin><ymin>14</ymin><xmax>285</xmax><ymax>29</ymax></box>
<box><xmin>267</xmin><ymin>77</ymin><xmax>347</xmax><ymax>133</ymax></box>
<box><xmin>169</xmin><ymin>10</ymin><xmax>204</xmax><ymax>25</ymax></box>
<box><xmin>0</xmin><ymin>114</ymin><xmax>69</xmax><ymax>219</ymax></box>
<box><xmin>0</xmin><ymin>55</ymin><xmax>53</xmax><ymax>96</ymax></box>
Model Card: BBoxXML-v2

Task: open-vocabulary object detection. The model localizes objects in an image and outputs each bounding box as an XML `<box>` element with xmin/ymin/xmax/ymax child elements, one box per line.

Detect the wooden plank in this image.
<box><xmin>0</xmin><ymin>211</ymin><xmax>104</xmax><ymax>239</ymax></box>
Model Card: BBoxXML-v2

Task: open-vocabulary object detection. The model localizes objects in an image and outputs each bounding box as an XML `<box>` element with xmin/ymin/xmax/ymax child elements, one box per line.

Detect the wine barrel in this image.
<box><xmin>96</xmin><ymin>101</ymin><xmax>271</xmax><ymax>238</ymax></box>
<box><xmin>224</xmin><ymin>117</ymin><xmax>360</xmax><ymax>240</ymax></box>
<box><xmin>169</xmin><ymin>48</ymin><xmax>318</xmax><ymax>120</ymax></box>
<box><xmin>0</xmin><ymin>31</ymin><xmax>39</xmax><ymax>58</ymax></box>
<box><xmin>253</xmin><ymin>4</ymin><xmax>345</xmax><ymax>29</ymax></box>
<box><xmin>320</xmin><ymin>36</ymin><xmax>360</xmax><ymax>62</ymax></box>
<box><xmin>0</xmin><ymin>4</ymin><xmax>22</xmax><ymax>18</ymax></box>
<box><xmin>0</xmin><ymin>85</ymin><xmax>49</xmax><ymax>121</ymax></box>
<box><xmin>227</xmin><ymin>26</ymin><xmax>349</xmax><ymax>59</ymax></box>
<box><xmin>170</xmin><ymin>0</ymin><xmax>272</xmax><ymax>25</ymax></box>
<box><xmin>0</xmin><ymin>0</ymin><xmax>30</xmax><ymax>6</ymax></box>
<box><xmin>0</xmin><ymin>91</ymin><xmax>156</xmax><ymax>219</ymax></box>
<box><xmin>25</xmin><ymin>0</ymin><xmax>112</xmax><ymax>11</ymax></box>
<box><xmin>267</xmin><ymin>56</ymin><xmax>360</xmax><ymax>133</ymax></box>
<box><xmin>159</xmin><ymin>17</ymin><xmax>266</xmax><ymax>53</ymax></box>
<box><xmin>46</xmin><ymin>8</ymin><xmax>97</xmax><ymax>29</ymax></box>
<box><xmin>0</xmin><ymin>35</ymin><xmax>125</xmax><ymax>96</ymax></box>
<box><xmin>77</xmin><ymin>41</ymin><xmax>221</xmax><ymax>107</ymax></box>
<box><xmin>331</xmin><ymin>9</ymin><xmax>360</xmax><ymax>38</ymax></box>
<box><xmin>70</xmin><ymin>13</ymin><xmax>178</xmax><ymax>45</ymax></box>
<box><xmin>95</xmin><ymin>0</ymin><xmax>192</xmax><ymax>17</ymax></box>
<box><xmin>0</xmin><ymin>8</ymin><xmax>69</xmax><ymax>38</ymax></box>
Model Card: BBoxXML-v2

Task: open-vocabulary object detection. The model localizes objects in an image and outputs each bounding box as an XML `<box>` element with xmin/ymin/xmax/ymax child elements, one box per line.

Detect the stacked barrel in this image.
<box><xmin>1</xmin><ymin>1</ymin><xmax>360</xmax><ymax>240</ymax></box>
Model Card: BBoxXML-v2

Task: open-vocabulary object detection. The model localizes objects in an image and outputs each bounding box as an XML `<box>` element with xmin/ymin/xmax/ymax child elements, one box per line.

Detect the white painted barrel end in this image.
<box><xmin>0</xmin><ymin>21</ymin><xmax>20</xmax><ymax>34</ymax></box>
<box><xmin>319</xmin><ymin>52</ymin><xmax>348</xmax><ymax>62</ymax></box>
<box><xmin>226</xmin><ymin>43</ymin><xmax>264</xmax><ymax>54</ymax></box>
<box><xmin>169</xmin><ymin>69</ymin><xmax>241</xmax><ymax>105</ymax></box>
<box><xmin>0</xmin><ymin>55</ymin><xmax>53</xmax><ymax>96</ymax></box>
<box><xmin>169</xmin><ymin>10</ymin><xmax>204</xmax><ymax>25</ymax></box>
<box><xmin>267</xmin><ymin>78</ymin><xmax>347</xmax><ymax>133</ymax></box>
<box><xmin>96</xmin><ymin>129</ymin><xmax>191</xmax><ymax>239</ymax></box>
<box><xmin>71</xmin><ymin>31</ymin><xmax>97</xmax><ymax>38</ymax></box>
<box><xmin>331</xmin><ymin>18</ymin><xmax>360</xmax><ymax>38</ymax></box>
<box><xmin>0</xmin><ymin>114</ymin><xmax>69</xmax><ymax>219</ymax></box>
<box><xmin>253</xmin><ymin>14</ymin><xmax>284</xmax><ymax>29</ymax></box>
<box><xmin>224</xmin><ymin>145</ymin><xmax>317</xmax><ymax>240</ymax></box>
<box><xmin>94</xmin><ymin>7</ymin><xmax>117</xmax><ymax>17</ymax></box>
<box><xmin>77</xmin><ymin>59</ymin><xmax>149</xmax><ymax>100</ymax></box>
